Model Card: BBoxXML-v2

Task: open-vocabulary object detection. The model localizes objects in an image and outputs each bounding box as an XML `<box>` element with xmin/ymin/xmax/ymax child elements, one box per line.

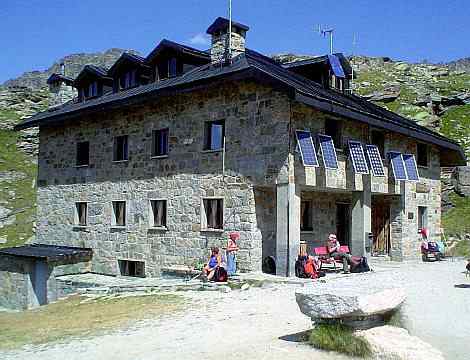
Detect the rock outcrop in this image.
<box><xmin>358</xmin><ymin>325</ymin><xmax>445</xmax><ymax>360</ymax></box>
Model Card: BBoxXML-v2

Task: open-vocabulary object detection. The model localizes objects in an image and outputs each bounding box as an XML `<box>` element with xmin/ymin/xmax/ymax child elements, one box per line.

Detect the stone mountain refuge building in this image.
<box><xmin>15</xmin><ymin>17</ymin><xmax>466</xmax><ymax>277</ymax></box>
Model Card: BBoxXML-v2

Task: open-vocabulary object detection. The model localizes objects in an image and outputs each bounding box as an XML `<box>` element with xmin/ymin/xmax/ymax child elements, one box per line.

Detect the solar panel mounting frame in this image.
<box><xmin>318</xmin><ymin>134</ymin><xmax>339</xmax><ymax>170</ymax></box>
<box><xmin>348</xmin><ymin>140</ymin><xmax>369</xmax><ymax>174</ymax></box>
<box><xmin>365</xmin><ymin>144</ymin><xmax>386</xmax><ymax>177</ymax></box>
<box><xmin>295</xmin><ymin>130</ymin><xmax>319</xmax><ymax>167</ymax></box>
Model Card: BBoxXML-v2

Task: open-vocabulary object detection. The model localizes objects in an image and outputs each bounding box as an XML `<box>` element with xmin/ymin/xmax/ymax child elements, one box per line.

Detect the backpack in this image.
<box><xmin>350</xmin><ymin>256</ymin><xmax>370</xmax><ymax>273</ymax></box>
<box><xmin>304</xmin><ymin>257</ymin><xmax>325</xmax><ymax>279</ymax></box>
<box><xmin>295</xmin><ymin>255</ymin><xmax>308</xmax><ymax>278</ymax></box>
<box><xmin>214</xmin><ymin>267</ymin><xmax>228</xmax><ymax>282</ymax></box>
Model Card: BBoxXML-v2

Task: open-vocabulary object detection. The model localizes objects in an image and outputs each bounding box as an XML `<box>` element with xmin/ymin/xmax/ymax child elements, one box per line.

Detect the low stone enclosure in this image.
<box><xmin>0</xmin><ymin>244</ymin><xmax>92</xmax><ymax>310</ymax></box>
<box><xmin>295</xmin><ymin>274</ymin><xmax>445</xmax><ymax>360</ymax></box>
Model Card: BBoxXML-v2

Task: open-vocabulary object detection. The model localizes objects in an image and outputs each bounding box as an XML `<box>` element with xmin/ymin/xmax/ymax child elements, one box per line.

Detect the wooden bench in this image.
<box><xmin>314</xmin><ymin>245</ymin><xmax>350</xmax><ymax>271</ymax></box>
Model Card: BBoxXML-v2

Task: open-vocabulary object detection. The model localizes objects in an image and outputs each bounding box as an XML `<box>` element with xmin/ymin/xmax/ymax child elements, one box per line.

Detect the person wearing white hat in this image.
<box><xmin>326</xmin><ymin>233</ymin><xmax>351</xmax><ymax>273</ymax></box>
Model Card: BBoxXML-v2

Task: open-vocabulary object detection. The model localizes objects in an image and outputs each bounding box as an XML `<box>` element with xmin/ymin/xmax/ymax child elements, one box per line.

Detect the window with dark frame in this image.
<box><xmin>113</xmin><ymin>201</ymin><xmax>126</xmax><ymax>226</ymax></box>
<box><xmin>300</xmin><ymin>201</ymin><xmax>313</xmax><ymax>231</ymax></box>
<box><xmin>150</xmin><ymin>200</ymin><xmax>167</xmax><ymax>228</ymax></box>
<box><xmin>120</xmin><ymin>70</ymin><xmax>137</xmax><ymax>89</ymax></box>
<box><xmin>324</xmin><ymin>119</ymin><xmax>342</xmax><ymax>149</ymax></box>
<box><xmin>203</xmin><ymin>199</ymin><xmax>223</xmax><ymax>230</ymax></box>
<box><xmin>76</xmin><ymin>141</ymin><xmax>90</xmax><ymax>166</ymax></box>
<box><xmin>113</xmin><ymin>135</ymin><xmax>128</xmax><ymax>161</ymax></box>
<box><xmin>118</xmin><ymin>260</ymin><xmax>145</xmax><ymax>277</ymax></box>
<box><xmin>152</xmin><ymin>129</ymin><xmax>169</xmax><ymax>157</ymax></box>
<box><xmin>204</xmin><ymin>120</ymin><xmax>225</xmax><ymax>151</ymax></box>
<box><xmin>75</xmin><ymin>202</ymin><xmax>87</xmax><ymax>226</ymax></box>
<box><xmin>169</xmin><ymin>58</ymin><xmax>177</xmax><ymax>78</ymax></box>
<box><xmin>87</xmin><ymin>82</ymin><xmax>98</xmax><ymax>98</ymax></box>
<box><xmin>418</xmin><ymin>206</ymin><xmax>427</xmax><ymax>231</ymax></box>
<box><xmin>417</xmin><ymin>143</ymin><xmax>428</xmax><ymax>167</ymax></box>
<box><xmin>371</xmin><ymin>130</ymin><xmax>385</xmax><ymax>158</ymax></box>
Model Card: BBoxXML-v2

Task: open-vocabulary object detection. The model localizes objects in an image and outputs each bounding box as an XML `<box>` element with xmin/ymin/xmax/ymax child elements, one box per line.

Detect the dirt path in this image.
<box><xmin>2</xmin><ymin>284</ymin><xmax>350</xmax><ymax>360</ymax></box>
<box><xmin>2</xmin><ymin>260</ymin><xmax>469</xmax><ymax>360</ymax></box>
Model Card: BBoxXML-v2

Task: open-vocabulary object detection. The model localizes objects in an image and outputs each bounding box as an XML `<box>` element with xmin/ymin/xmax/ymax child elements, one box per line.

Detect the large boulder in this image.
<box><xmin>295</xmin><ymin>277</ymin><xmax>405</xmax><ymax>322</ymax></box>
<box><xmin>357</xmin><ymin>325</ymin><xmax>445</xmax><ymax>360</ymax></box>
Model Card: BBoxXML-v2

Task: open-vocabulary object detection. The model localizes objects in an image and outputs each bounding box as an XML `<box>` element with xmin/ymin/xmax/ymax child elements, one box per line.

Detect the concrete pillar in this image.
<box><xmin>351</xmin><ymin>176</ymin><xmax>372</xmax><ymax>257</ymax></box>
<box><xmin>276</xmin><ymin>183</ymin><xmax>300</xmax><ymax>277</ymax></box>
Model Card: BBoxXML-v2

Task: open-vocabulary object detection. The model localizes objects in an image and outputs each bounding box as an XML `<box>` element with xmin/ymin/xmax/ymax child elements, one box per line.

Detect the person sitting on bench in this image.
<box><xmin>326</xmin><ymin>233</ymin><xmax>352</xmax><ymax>273</ymax></box>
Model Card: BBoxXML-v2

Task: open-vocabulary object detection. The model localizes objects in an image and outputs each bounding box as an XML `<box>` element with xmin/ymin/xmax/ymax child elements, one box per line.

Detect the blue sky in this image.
<box><xmin>1</xmin><ymin>0</ymin><xmax>469</xmax><ymax>83</ymax></box>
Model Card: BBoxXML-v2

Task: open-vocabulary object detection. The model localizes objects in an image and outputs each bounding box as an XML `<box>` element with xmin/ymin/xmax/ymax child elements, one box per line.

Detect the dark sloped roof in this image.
<box><xmin>206</xmin><ymin>17</ymin><xmax>250</xmax><ymax>34</ymax></box>
<box><xmin>15</xmin><ymin>46</ymin><xmax>465</xmax><ymax>165</ymax></box>
<box><xmin>73</xmin><ymin>65</ymin><xmax>112</xmax><ymax>87</ymax></box>
<box><xmin>282</xmin><ymin>53</ymin><xmax>352</xmax><ymax>76</ymax></box>
<box><xmin>108</xmin><ymin>52</ymin><xmax>149</xmax><ymax>75</ymax></box>
<box><xmin>47</xmin><ymin>73</ymin><xmax>74</xmax><ymax>86</ymax></box>
<box><xmin>0</xmin><ymin>244</ymin><xmax>92</xmax><ymax>263</ymax></box>
<box><xmin>146</xmin><ymin>39</ymin><xmax>210</xmax><ymax>63</ymax></box>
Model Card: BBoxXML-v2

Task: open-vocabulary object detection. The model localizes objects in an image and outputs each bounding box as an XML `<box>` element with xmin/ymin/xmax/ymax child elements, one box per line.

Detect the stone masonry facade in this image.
<box><xmin>35</xmin><ymin>78</ymin><xmax>442</xmax><ymax>277</ymax></box>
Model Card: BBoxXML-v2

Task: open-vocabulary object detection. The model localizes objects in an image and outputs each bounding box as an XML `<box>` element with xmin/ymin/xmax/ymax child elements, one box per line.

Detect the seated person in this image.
<box><xmin>203</xmin><ymin>247</ymin><xmax>226</xmax><ymax>281</ymax></box>
<box><xmin>326</xmin><ymin>233</ymin><xmax>352</xmax><ymax>273</ymax></box>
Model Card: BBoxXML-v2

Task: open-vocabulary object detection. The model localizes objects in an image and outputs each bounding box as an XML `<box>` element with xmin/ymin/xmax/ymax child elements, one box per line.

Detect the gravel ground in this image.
<box><xmin>2</xmin><ymin>259</ymin><xmax>469</xmax><ymax>360</ymax></box>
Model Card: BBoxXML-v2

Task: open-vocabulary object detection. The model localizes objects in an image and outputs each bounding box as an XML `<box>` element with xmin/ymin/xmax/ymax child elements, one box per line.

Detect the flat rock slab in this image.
<box><xmin>296</xmin><ymin>276</ymin><xmax>405</xmax><ymax>320</ymax></box>
<box><xmin>357</xmin><ymin>325</ymin><xmax>445</xmax><ymax>360</ymax></box>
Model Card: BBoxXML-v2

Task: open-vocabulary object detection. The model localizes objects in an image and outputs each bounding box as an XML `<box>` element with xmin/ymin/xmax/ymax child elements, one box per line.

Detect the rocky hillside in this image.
<box><xmin>0</xmin><ymin>50</ymin><xmax>469</xmax><ymax>251</ymax></box>
<box><xmin>0</xmin><ymin>48</ymin><xmax>131</xmax><ymax>247</ymax></box>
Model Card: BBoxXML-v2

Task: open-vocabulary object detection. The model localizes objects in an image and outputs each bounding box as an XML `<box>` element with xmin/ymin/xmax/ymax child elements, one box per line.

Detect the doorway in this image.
<box><xmin>33</xmin><ymin>260</ymin><xmax>48</xmax><ymax>306</ymax></box>
<box><xmin>371</xmin><ymin>197</ymin><xmax>391</xmax><ymax>255</ymax></box>
<box><xmin>336</xmin><ymin>203</ymin><xmax>350</xmax><ymax>247</ymax></box>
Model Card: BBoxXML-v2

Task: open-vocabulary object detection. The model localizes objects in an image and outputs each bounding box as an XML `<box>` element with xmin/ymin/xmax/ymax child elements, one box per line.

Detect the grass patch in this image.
<box><xmin>440</xmin><ymin>104</ymin><xmax>470</xmax><ymax>157</ymax></box>
<box><xmin>0</xmin><ymin>129</ymin><xmax>37</xmax><ymax>247</ymax></box>
<box><xmin>442</xmin><ymin>193</ymin><xmax>470</xmax><ymax>237</ymax></box>
<box><xmin>0</xmin><ymin>293</ymin><xmax>184</xmax><ymax>350</ymax></box>
<box><xmin>308</xmin><ymin>324</ymin><xmax>372</xmax><ymax>358</ymax></box>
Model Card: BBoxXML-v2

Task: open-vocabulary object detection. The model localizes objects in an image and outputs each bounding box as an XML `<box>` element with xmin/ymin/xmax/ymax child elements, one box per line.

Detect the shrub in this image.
<box><xmin>308</xmin><ymin>324</ymin><xmax>372</xmax><ymax>358</ymax></box>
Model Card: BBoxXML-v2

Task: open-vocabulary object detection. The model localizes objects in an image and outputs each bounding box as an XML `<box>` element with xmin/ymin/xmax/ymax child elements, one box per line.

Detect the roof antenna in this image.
<box><xmin>350</xmin><ymin>33</ymin><xmax>357</xmax><ymax>94</ymax></box>
<box><xmin>317</xmin><ymin>25</ymin><xmax>334</xmax><ymax>54</ymax></box>
<box><xmin>228</xmin><ymin>0</ymin><xmax>232</xmax><ymax>63</ymax></box>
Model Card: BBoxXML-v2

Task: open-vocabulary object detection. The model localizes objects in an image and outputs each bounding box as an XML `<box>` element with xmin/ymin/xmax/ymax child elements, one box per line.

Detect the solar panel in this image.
<box><xmin>348</xmin><ymin>141</ymin><xmax>369</xmax><ymax>174</ymax></box>
<box><xmin>295</xmin><ymin>130</ymin><xmax>319</xmax><ymax>167</ymax></box>
<box><xmin>388</xmin><ymin>151</ymin><xmax>407</xmax><ymax>180</ymax></box>
<box><xmin>328</xmin><ymin>54</ymin><xmax>346</xmax><ymax>78</ymax></box>
<box><xmin>366</xmin><ymin>145</ymin><xmax>385</xmax><ymax>177</ymax></box>
<box><xmin>318</xmin><ymin>134</ymin><xmax>338</xmax><ymax>169</ymax></box>
<box><xmin>403</xmin><ymin>154</ymin><xmax>420</xmax><ymax>181</ymax></box>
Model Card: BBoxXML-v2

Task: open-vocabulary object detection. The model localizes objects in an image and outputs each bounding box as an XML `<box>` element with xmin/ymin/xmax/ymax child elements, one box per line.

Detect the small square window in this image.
<box><xmin>112</xmin><ymin>201</ymin><xmax>126</xmax><ymax>226</ymax></box>
<box><xmin>86</xmin><ymin>82</ymin><xmax>98</xmax><ymax>98</ymax></box>
<box><xmin>300</xmin><ymin>201</ymin><xmax>312</xmax><ymax>231</ymax></box>
<box><xmin>76</xmin><ymin>141</ymin><xmax>90</xmax><ymax>166</ymax></box>
<box><xmin>418</xmin><ymin>206</ymin><xmax>427</xmax><ymax>231</ymax></box>
<box><xmin>150</xmin><ymin>200</ymin><xmax>167</xmax><ymax>227</ymax></box>
<box><xmin>119</xmin><ymin>260</ymin><xmax>145</xmax><ymax>277</ymax></box>
<box><xmin>113</xmin><ymin>135</ymin><xmax>128</xmax><ymax>161</ymax></box>
<box><xmin>152</xmin><ymin>129</ymin><xmax>169</xmax><ymax>157</ymax></box>
<box><xmin>325</xmin><ymin>119</ymin><xmax>342</xmax><ymax>149</ymax></box>
<box><xmin>370</xmin><ymin>130</ymin><xmax>385</xmax><ymax>158</ymax></box>
<box><xmin>75</xmin><ymin>202</ymin><xmax>87</xmax><ymax>226</ymax></box>
<box><xmin>417</xmin><ymin>143</ymin><xmax>428</xmax><ymax>167</ymax></box>
<box><xmin>202</xmin><ymin>198</ymin><xmax>223</xmax><ymax>230</ymax></box>
<box><xmin>120</xmin><ymin>70</ymin><xmax>137</xmax><ymax>89</ymax></box>
<box><xmin>204</xmin><ymin>120</ymin><xmax>225</xmax><ymax>151</ymax></box>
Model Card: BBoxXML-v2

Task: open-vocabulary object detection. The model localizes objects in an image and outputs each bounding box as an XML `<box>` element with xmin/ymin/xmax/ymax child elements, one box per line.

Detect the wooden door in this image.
<box><xmin>372</xmin><ymin>199</ymin><xmax>390</xmax><ymax>255</ymax></box>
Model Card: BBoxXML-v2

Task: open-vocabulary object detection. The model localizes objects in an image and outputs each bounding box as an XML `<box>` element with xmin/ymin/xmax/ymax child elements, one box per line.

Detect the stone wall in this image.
<box><xmin>0</xmin><ymin>255</ymin><xmax>32</xmax><ymax>310</ymax></box>
<box><xmin>36</xmin><ymin>81</ymin><xmax>290</xmax><ymax>276</ymax></box>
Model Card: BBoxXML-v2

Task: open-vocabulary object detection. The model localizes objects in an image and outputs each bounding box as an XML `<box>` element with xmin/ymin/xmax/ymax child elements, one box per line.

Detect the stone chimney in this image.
<box><xmin>206</xmin><ymin>17</ymin><xmax>249</xmax><ymax>64</ymax></box>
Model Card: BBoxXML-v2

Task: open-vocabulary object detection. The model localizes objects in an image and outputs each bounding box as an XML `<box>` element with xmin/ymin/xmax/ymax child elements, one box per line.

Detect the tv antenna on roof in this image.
<box><xmin>227</xmin><ymin>0</ymin><xmax>233</xmax><ymax>63</ymax></box>
<box><xmin>317</xmin><ymin>25</ymin><xmax>334</xmax><ymax>54</ymax></box>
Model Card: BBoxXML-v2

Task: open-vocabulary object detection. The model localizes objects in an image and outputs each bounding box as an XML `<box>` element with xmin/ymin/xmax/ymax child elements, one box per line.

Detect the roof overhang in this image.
<box><xmin>0</xmin><ymin>244</ymin><xmax>93</xmax><ymax>264</ymax></box>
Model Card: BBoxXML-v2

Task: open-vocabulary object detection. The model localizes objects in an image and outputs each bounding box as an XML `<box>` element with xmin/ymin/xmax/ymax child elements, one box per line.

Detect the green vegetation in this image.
<box><xmin>308</xmin><ymin>324</ymin><xmax>372</xmax><ymax>358</ymax></box>
<box><xmin>442</xmin><ymin>193</ymin><xmax>470</xmax><ymax>236</ymax></box>
<box><xmin>440</xmin><ymin>105</ymin><xmax>470</xmax><ymax>155</ymax></box>
<box><xmin>0</xmin><ymin>293</ymin><xmax>184</xmax><ymax>350</ymax></box>
<box><xmin>0</xmin><ymin>129</ymin><xmax>37</xmax><ymax>247</ymax></box>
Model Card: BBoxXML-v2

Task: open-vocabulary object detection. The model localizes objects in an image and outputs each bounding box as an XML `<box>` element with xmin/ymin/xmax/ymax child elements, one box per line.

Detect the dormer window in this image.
<box><xmin>119</xmin><ymin>70</ymin><xmax>137</xmax><ymax>90</ymax></box>
<box><xmin>169</xmin><ymin>58</ymin><xmax>177</xmax><ymax>78</ymax></box>
<box><xmin>88</xmin><ymin>82</ymin><xmax>98</xmax><ymax>97</ymax></box>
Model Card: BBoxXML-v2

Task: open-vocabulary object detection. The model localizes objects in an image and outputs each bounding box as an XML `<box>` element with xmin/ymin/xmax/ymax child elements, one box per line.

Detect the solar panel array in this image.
<box><xmin>403</xmin><ymin>154</ymin><xmax>420</xmax><ymax>181</ymax></box>
<box><xmin>348</xmin><ymin>141</ymin><xmax>369</xmax><ymax>174</ymax></box>
<box><xmin>388</xmin><ymin>151</ymin><xmax>407</xmax><ymax>180</ymax></box>
<box><xmin>328</xmin><ymin>54</ymin><xmax>346</xmax><ymax>78</ymax></box>
<box><xmin>318</xmin><ymin>134</ymin><xmax>338</xmax><ymax>169</ymax></box>
<box><xmin>366</xmin><ymin>145</ymin><xmax>385</xmax><ymax>177</ymax></box>
<box><xmin>296</xmin><ymin>130</ymin><xmax>319</xmax><ymax>167</ymax></box>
